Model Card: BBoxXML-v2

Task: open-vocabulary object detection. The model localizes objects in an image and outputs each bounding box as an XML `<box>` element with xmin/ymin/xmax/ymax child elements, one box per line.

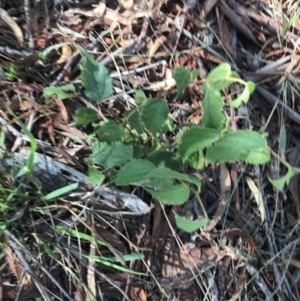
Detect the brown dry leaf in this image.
<box><xmin>53</xmin><ymin>96</ymin><xmax>69</xmax><ymax>125</ymax></box>
<box><xmin>74</xmin><ymin>289</ymin><xmax>84</xmax><ymax>301</ymax></box>
<box><xmin>94</xmin><ymin>225</ymin><xmax>126</xmax><ymax>253</ymax></box>
<box><xmin>87</xmin><ymin>243</ymin><xmax>96</xmax><ymax>301</ymax></box>
<box><xmin>12</xmin><ymin>83</ymin><xmax>44</xmax><ymax>92</ymax></box>
<box><xmin>93</xmin><ymin>2</ymin><xmax>106</xmax><ymax>16</ymax></box>
<box><xmin>0</xmin><ymin>277</ymin><xmax>2</xmax><ymax>301</ymax></box>
<box><xmin>80</xmin><ymin>2</ymin><xmax>106</xmax><ymax>18</ymax></box>
<box><xmin>56</xmin><ymin>44</ymin><xmax>73</xmax><ymax>64</ymax></box>
<box><xmin>73</xmin><ymin>271</ymin><xmax>85</xmax><ymax>301</ymax></box>
<box><xmin>220</xmin><ymin>14</ymin><xmax>233</xmax><ymax>54</ymax></box>
<box><xmin>294</xmin><ymin>19</ymin><xmax>300</xmax><ymax>32</ymax></box>
<box><xmin>245</xmin><ymin>176</ymin><xmax>264</xmax><ymax>224</ymax></box>
<box><xmin>6</xmin><ymin>246</ymin><xmax>24</xmax><ymax>281</ymax></box>
<box><xmin>148</xmin><ymin>36</ymin><xmax>168</xmax><ymax>60</ymax></box>
<box><xmin>53</xmin><ymin>115</ymin><xmax>89</xmax><ymax>141</ymax></box>
<box><xmin>196</xmin><ymin>49</ymin><xmax>225</xmax><ymax>64</ymax></box>
<box><xmin>36</xmin><ymin>38</ymin><xmax>47</xmax><ymax>48</ymax></box>
<box><xmin>204</xmin><ymin>163</ymin><xmax>231</xmax><ymax>231</ymax></box>
<box><xmin>56</xmin><ymin>146</ymin><xmax>82</xmax><ymax>168</ymax></box>
<box><xmin>235</xmin><ymin>269</ymin><xmax>246</xmax><ymax>296</ymax></box>
<box><xmin>19</xmin><ymin>283</ymin><xmax>42</xmax><ymax>300</ymax></box>
<box><xmin>129</xmin><ymin>286</ymin><xmax>147</xmax><ymax>301</ymax></box>
<box><xmin>218</xmin><ymin>256</ymin><xmax>231</xmax><ymax>296</ymax></box>
<box><xmin>161</xmin><ymin>243</ymin><xmax>202</xmax><ymax>280</ymax></box>
<box><xmin>3</xmin><ymin>287</ymin><xmax>17</xmax><ymax>300</ymax></box>
<box><xmin>277</xmin><ymin>55</ymin><xmax>300</xmax><ymax>86</ymax></box>
<box><xmin>103</xmin><ymin>8</ymin><xmax>130</xmax><ymax>26</ymax></box>
<box><xmin>39</xmin><ymin>116</ymin><xmax>56</xmax><ymax>145</ymax></box>
<box><xmin>200</xmin><ymin>0</ymin><xmax>219</xmax><ymax>18</ymax></box>
<box><xmin>154</xmin><ymin>205</ymin><xmax>178</xmax><ymax>251</ymax></box>
<box><xmin>152</xmin><ymin>199</ymin><xmax>162</xmax><ymax>244</ymax></box>
<box><xmin>219</xmin><ymin>0</ymin><xmax>260</xmax><ymax>47</ymax></box>
<box><xmin>180</xmin><ymin>285</ymin><xmax>199</xmax><ymax>301</ymax></box>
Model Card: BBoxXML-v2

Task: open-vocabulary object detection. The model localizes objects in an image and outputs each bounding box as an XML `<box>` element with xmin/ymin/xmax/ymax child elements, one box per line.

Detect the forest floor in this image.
<box><xmin>0</xmin><ymin>0</ymin><xmax>300</xmax><ymax>300</ymax></box>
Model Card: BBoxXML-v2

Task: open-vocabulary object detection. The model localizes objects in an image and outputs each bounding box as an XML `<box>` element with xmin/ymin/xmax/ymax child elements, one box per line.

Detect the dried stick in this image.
<box><xmin>24</xmin><ymin>0</ymin><xmax>34</xmax><ymax>49</ymax></box>
<box><xmin>0</xmin><ymin>8</ymin><xmax>24</xmax><ymax>46</ymax></box>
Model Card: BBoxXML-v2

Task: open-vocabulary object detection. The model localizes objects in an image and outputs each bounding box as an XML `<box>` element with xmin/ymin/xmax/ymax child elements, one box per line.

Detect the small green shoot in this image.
<box><xmin>78</xmin><ymin>45</ymin><xmax>113</xmax><ymax>101</ymax></box>
<box><xmin>173</xmin><ymin>67</ymin><xmax>200</xmax><ymax>100</ymax></box>
<box><xmin>75</xmin><ymin>108</ymin><xmax>99</xmax><ymax>126</ymax></box>
<box><xmin>44</xmin><ymin>84</ymin><xmax>76</xmax><ymax>102</ymax></box>
<box><xmin>173</xmin><ymin>211</ymin><xmax>210</xmax><ymax>233</ymax></box>
<box><xmin>88</xmin><ymin>166</ymin><xmax>104</xmax><ymax>185</ymax></box>
<box><xmin>4</xmin><ymin>64</ymin><xmax>18</xmax><ymax>81</ymax></box>
<box><xmin>39</xmin><ymin>43</ymin><xmax>69</xmax><ymax>60</ymax></box>
<box><xmin>41</xmin><ymin>183</ymin><xmax>79</xmax><ymax>201</ymax></box>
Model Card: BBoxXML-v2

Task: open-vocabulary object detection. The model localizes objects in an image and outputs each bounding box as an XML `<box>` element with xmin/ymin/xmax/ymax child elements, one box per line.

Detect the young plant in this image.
<box><xmin>42</xmin><ymin>46</ymin><xmax>299</xmax><ymax>232</ymax></box>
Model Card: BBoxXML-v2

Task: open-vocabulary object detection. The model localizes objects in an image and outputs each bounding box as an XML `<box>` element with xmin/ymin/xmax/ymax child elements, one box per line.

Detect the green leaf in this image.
<box><xmin>99</xmin><ymin>253</ymin><xmax>144</xmax><ymax>262</ymax></box>
<box><xmin>0</xmin><ymin>128</ymin><xmax>5</xmax><ymax>158</ymax></box>
<box><xmin>162</xmin><ymin>116</ymin><xmax>174</xmax><ymax>132</ymax></box>
<box><xmin>191</xmin><ymin>69</ymin><xmax>200</xmax><ymax>81</ymax></box>
<box><xmin>79</xmin><ymin>254</ymin><xmax>147</xmax><ymax>276</ymax></box>
<box><xmin>44</xmin><ymin>84</ymin><xmax>75</xmax><ymax>102</ymax></box>
<box><xmin>287</xmin><ymin>9</ymin><xmax>300</xmax><ymax>31</ymax></box>
<box><xmin>90</xmin><ymin>141</ymin><xmax>132</xmax><ymax>168</ymax></box>
<box><xmin>147</xmin><ymin>151</ymin><xmax>180</xmax><ymax>171</ymax></box>
<box><xmin>143</xmin><ymin>177</ymin><xmax>174</xmax><ymax>191</ymax></box>
<box><xmin>173</xmin><ymin>67</ymin><xmax>194</xmax><ymax>100</ymax></box>
<box><xmin>116</xmin><ymin>159</ymin><xmax>156</xmax><ymax>186</ymax></box>
<box><xmin>223</xmin><ymin>130</ymin><xmax>267</xmax><ymax>149</ymax></box>
<box><xmin>88</xmin><ymin>166</ymin><xmax>104</xmax><ymax>185</ymax></box>
<box><xmin>230</xmin><ymin>87</ymin><xmax>249</xmax><ymax>108</ymax></box>
<box><xmin>247</xmin><ymin>81</ymin><xmax>256</xmax><ymax>94</ymax></box>
<box><xmin>75</xmin><ymin>108</ymin><xmax>98</xmax><ymax>126</ymax></box>
<box><xmin>141</xmin><ymin>98</ymin><xmax>169</xmax><ymax>135</ymax></box>
<box><xmin>133</xmin><ymin>145</ymin><xmax>146</xmax><ymax>159</ymax></box>
<box><xmin>207</xmin><ymin>130</ymin><xmax>269</xmax><ymax>163</ymax></box>
<box><xmin>56</xmin><ymin>226</ymin><xmax>107</xmax><ymax>246</ymax></box>
<box><xmin>16</xmin><ymin>166</ymin><xmax>29</xmax><ymax>178</ymax></box>
<box><xmin>185</xmin><ymin>150</ymin><xmax>205</xmax><ymax>170</ymax></box>
<box><xmin>178</xmin><ymin>127</ymin><xmax>220</xmax><ymax>161</ymax></box>
<box><xmin>6</xmin><ymin>106</ymin><xmax>37</xmax><ymax>173</ymax></box>
<box><xmin>41</xmin><ymin>183</ymin><xmax>78</xmax><ymax>201</ymax></box>
<box><xmin>207</xmin><ymin>63</ymin><xmax>231</xmax><ymax>80</ymax></box>
<box><xmin>96</xmin><ymin>121</ymin><xmax>125</xmax><ymax>143</ymax></box>
<box><xmin>269</xmin><ymin>166</ymin><xmax>300</xmax><ymax>190</ymax></box>
<box><xmin>148</xmin><ymin>165</ymin><xmax>201</xmax><ymax>191</ymax></box>
<box><xmin>134</xmin><ymin>90</ymin><xmax>147</xmax><ymax>106</ymax></box>
<box><xmin>173</xmin><ymin>211</ymin><xmax>209</xmax><ymax>233</ymax></box>
<box><xmin>230</xmin><ymin>71</ymin><xmax>239</xmax><ymax>79</ymax></box>
<box><xmin>229</xmin><ymin>81</ymin><xmax>255</xmax><ymax>108</ymax></box>
<box><xmin>202</xmin><ymin>90</ymin><xmax>226</xmax><ymax>130</ymax></box>
<box><xmin>241</xmin><ymin>148</ymin><xmax>270</xmax><ymax>164</ymax></box>
<box><xmin>5</xmin><ymin>64</ymin><xmax>18</xmax><ymax>80</ymax></box>
<box><xmin>125</xmin><ymin>110</ymin><xmax>144</xmax><ymax>134</ymax></box>
<box><xmin>41</xmin><ymin>240</ymin><xmax>58</xmax><ymax>260</ymax></box>
<box><xmin>204</xmin><ymin>63</ymin><xmax>232</xmax><ymax>92</ymax></box>
<box><xmin>39</xmin><ymin>43</ymin><xmax>67</xmax><ymax>60</ymax></box>
<box><xmin>78</xmin><ymin>45</ymin><xmax>113</xmax><ymax>101</ymax></box>
<box><xmin>145</xmin><ymin>184</ymin><xmax>189</xmax><ymax>205</ymax></box>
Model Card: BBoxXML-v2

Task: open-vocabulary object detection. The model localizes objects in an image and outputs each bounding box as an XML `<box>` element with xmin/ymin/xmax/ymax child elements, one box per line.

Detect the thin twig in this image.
<box><xmin>4</xmin><ymin>230</ymin><xmax>75</xmax><ymax>301</ymax></box>
<box><xmin>24</xmin><ymin>0</ymin><xmax>34</xmax><ymax>49</ymax></box>
<box><xmin>255</xmin><ymin>85</ymin><xmax>300</xmax><ymax>125</ymax></box>
<box><xmin>4</xmin><ymin>231</ymin><xmax>57</xmax><ymax>301</ymax></box>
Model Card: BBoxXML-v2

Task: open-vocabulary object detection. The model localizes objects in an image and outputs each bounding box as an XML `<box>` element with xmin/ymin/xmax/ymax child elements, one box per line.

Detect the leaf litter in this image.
<box><xmin>0</xmin><ymin>0</ymin><xmax>300</xmax><ymax>300</ymax></box>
